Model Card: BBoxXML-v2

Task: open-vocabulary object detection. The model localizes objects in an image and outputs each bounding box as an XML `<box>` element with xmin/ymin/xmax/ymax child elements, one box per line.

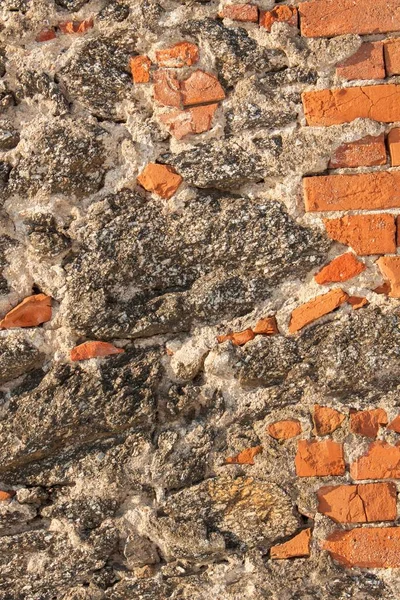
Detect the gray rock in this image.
<box><xmin>0</xmin><ymin>333</ymin><xmax>44</xmax><ymax>384</ymax></box>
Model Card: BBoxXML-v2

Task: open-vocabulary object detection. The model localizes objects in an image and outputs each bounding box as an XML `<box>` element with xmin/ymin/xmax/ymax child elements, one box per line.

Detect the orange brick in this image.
<box><xmin>181</xmin><ymin>70</ymin><xmax>225</xmax><ymax>107</ymax></box>
<box><xmin>302</xmin><ymin>85</ymin><xmax>400</xmax><ymax>126</ymax></box>
<box><xmin>377</xmin><ymin>256</ymin><xmax>400</xmax><ymax>298</ymax></box>
<box><xmin>155</xmin><ymin>42</ymin><xmax>199</xmax><ymax>68</ymax></box>
<box><xmin>289</xmin><ymin>289</ymin><xmax>348</xmax><ymax>334</ymax></box>
<box><xmin>385</xmin><ymin>38</ymin><xmax>400</xmax><ymax>76</ymax></box>
<box><xmin>220</xmin><ymin>4</ymin><xmax>259</xmax><ymax>22</ymax></box>
<box><xmin>314</xmin><ymin>253</ymin><xmax>365</xmax><ymax>285</ymax></box>
<box><xmin>153</xmin><ymin>70</ymin><xmax>181</xmax><ymax>107</ymax></box>
<box><xmin>350</xmin><ymin>441</ymin><xmax>400</xmax><ymax>480</ymax></box>
<box><xmin>350</xmin><ymin>408</ymin><xmax>388</xmax><ymax>438</ymax></box>
<box><xmin>305</xmin><ymin>172</ymin><xmax>400</xmax><ymax>212</ymax></box>
<box><xmin>374</xmin><ymin>281</ymin><xmax>391</xmax><ymax>295</ymax></box>
<box><xmin>130</xmin><ymin>55</ymin><xmax>152</xmax><ymax>84</ymax></box>
<box><xmin>313</xmin><ymin>405</ymin><xmax>345</xmax><ymax>436</ymax></box>
<box><xmin>58</xmin><ymin>17</ymin><xmax>93</xmax><ymax>34</ymax></box>
<box><xmin>259</xmin><ymin>5</ymin><xmax>298</xmax><ymax>31</ymax></box>
<box><xmin>347</xmin><ymin>296</ymin><xmax>369</xmax><ymax>310</ymax></box>
<box><xmin>388</xmin><ymin>128</ymin><xmax>400</xmax><ymax>167</ymax></box>
<box><xmin>323</xmin><ymin>527</ymin><xmax>400</xmax><ymax>568</ymax></box>
<box><xmin>299</xmin><ymin>0</ymin><xmax>400</xmax><ymax>37</ymax></box>
<box><xmin>318</xmin><ymin>482</ymin><xmax>397</xmax><ymax>523</ymax></box>
<box><xmin>329</xmin><ymin>134</ymin><xmax>386</xmax><ymax>169</ymax></box>
<box><xmin>0</xmin><ymin>490</ymin><xmax>15</xmax><ymax>501</ymax></box>
<box><xmin>295</xmin><ymin>440</ymin><xmax>345</xmax><ymax>477</ymax></box>
<box><xmin>137</xmin><ymin>163</ymin><xmax>183</xmax><ymax>199</ymax></box>
<box><xmin>252</xmin><ymin>316</ymin><xmax>278</xmax><ymax>335</ymax></box>
<box><xmin>70</xmin><ymin>341</ymin><xmax>124</xmax><ymax>361</ymax></box>
<box><xmin>324</xmin><ymin>214</ymin><xmax>396</xmax><ymax>256</ymax></box>
<box><xmin>0</xmin><ymin>294</ymin><xmax>52</xmax><ymax>329</ymax></box>
<box><xmin>160</xmin><ymin>104</ymin><xmax>218</xmax><ymax>140</ymax></box>
<box><xmin>388</xmin><ymin>415</ymin><xmax>400</xmax><ymax>433</ymax></box>
<box><xmin>217</xmin><ymin>328</ymin><xmax>255</xmax><ymax>346</ymax></box>
<box><xmin>225</xmin><ymin>445</ymin><xmax>262</xmax><ymax>465</ymax></box>
<box><xmin>271</xmin><ymin>529</ymin><xmax>311</xmax><ymax>559</ymax></box>
<box><xmin>336</xmin><ymin>42</ymin><xmax>385</xmax><ymax>81</ymax></box>
<box><xmin>268</xmin><ymin>419</ymin><xmax>302</xmax><ymax>440</ymax></box>
<box><xmin>36</xmin><ymin>28</ymin><xmax>56</xmax><ymax>42</ymax></box>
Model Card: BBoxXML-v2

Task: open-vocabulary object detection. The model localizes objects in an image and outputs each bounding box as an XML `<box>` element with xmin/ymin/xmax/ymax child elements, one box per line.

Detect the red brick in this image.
<box><xmin>295</xmin><ymin>440</ymin><xmax>345</xmax><ymax>477</ymax></box>
<box><xmin>259</xmin><ymin>5</ymin><xmax>298</xmax><ymax>31</ymax></box>
<box><xmin>130</xmin><ymin>55</ymin><xmax>152</xmax><ymax>84</ymax></box>
<box><xmin>217</xmin><ymin>328</ymin><xmax>255</xmax><ymax>346</ymax></box>
<box><xmin>299</xmin><ymin>0</ymin><xmax>400</xmax><ymax>38</ymax></box>
<box><xmin>350</xmin><ymin>441</ymin><xmax>400</xmax><ymax>480</ymax></box>
<box><xmin>219</xmin><ymin>4</ymin><xmax>259</xmax><ymax>22</ymax></box>
<box><xmin>36</xmin><ymin>28</ymin><xmax>56</xmax><ymax>42</ymax></box>
<box><xmin>314</xmin><ymin>253</ymin><xmax>365</xmax><ymax>285</ymax></box>
<box><xmin>160</xmin><ymin>104</ymin><xmax>218</xmax><ymax>140</ymax></box>
<box><xmin>302</xmin><ymin>85</ymin><xmax>400</xmax><ymax>126</ymax></box>
<box><xmin>304</xmin><ymin>172</ymin><xmax>400</xmax><ymax>213</ymax></box>
<box><xmin>225</xmin><ymin>445</ymin><xmax>262</xmax><ymax>465</ymax></box>
<box><xmin>155</xmin><ymin>42</ymin><xmax>199</xmax><ymax>68</ymax></box>
<box><xmin>374</xmin><ymin>281</ymin><xmax>391</xmax><ymax>295</ymax></box>
<box><xmin>137</xmin><ymin>163</ymin><xmax>183</xmax><ymax>199</ymax></box>
<box><xmin>268</xmin><ymin>419</ymin><xmax>302</xmax><ymax>440</ymax></box>
<box><xmin>388</xmin><ymin>415</ymin><xmax>400</xmax><ymax>433</ymax></box>
<box><xmin>70</xmin><ymin>341</ymin><xmax>124</xmax><ymax>361</ymax></box>
<box><xmin>270</xmin><ymin>529</ymin><xmax>311</xmax><ymax>559</ymax></box>
<box><xmin>323</xmin><ymin>527</ymin><xmax>400</xmax><ymax>568</ymax></box>
<box><xmin>313</xmin><ymin>405</ymin><xmax>345</xmax><ymax>436</ymax></box>
<box><xmin>181</xmin><ymin>70</ymin><xmax>225</xmax><ymax>107</ymax></box>
<box><xmin>350</xmin><ymin>408</ymin><xmax>388</xmax><ymax>438</ymax></box>
<box><xmin>329</xmin><ymin>134</ymin><xmax>386</xmax><ymax>169</ymax></box>
<box><xmin>377</xmin><ymin>256</ymin><xmax>400</xmax><ymax>298</ymax></box>
<box><xmin>388</xmin><ymin>128</ymin><xmax>400</xmax><ymax>167</ymax></box>
<box><xmin>347</xmin><ymin>296</ymin><xmax>369</xmax><ymax>310</ymax></box>
<box><xmin>0</xmin><ymin>294</ymin><xmax>52</xmax><ymax>329</ymax></box>
<box><xmin>153</xmin><ymin>70</ymin><xmax>181</xmax><ymax>107</ymax></box>
<box><xmin>289</xmin><ymin>289</ymin><xmax>348</xmax><ymax>334</ymax></box>
<box><xmin>336</xmin><ymin>42</ymin><xmax>385</xmax><ymax>81</ymax></box>
<box><xmin>317</xmin><ymin>482</ymin><xmax>397</xmax><ymax>523</ymax></box>
<box><xmin>384</xmin><ymin>39</ymin><xmax>400</xmax><ymax>76</ymax></box>
<box><xmin>252</xmin><ymin>316</ymin><xmax>278</xmax><ymax>335</ymax></box>
<box><xmin>324</xmin><ymin>214</ymin><xmax>396</xmax><ymax>256</ymax></box>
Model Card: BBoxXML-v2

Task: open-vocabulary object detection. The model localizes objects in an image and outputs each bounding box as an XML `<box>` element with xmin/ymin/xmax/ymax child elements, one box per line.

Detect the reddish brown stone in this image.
<box><xmin>252</xmin><ymin>316</ymin><xmax>279</xmax><ymax>335</ymax></box>
<box><xmin>336</xmin><ymin>42</ymin><xmax>385</xmax><ymax>81</ymax></box>
<box><xmin>374</xmin><ymin>281</ymin><xmax>391</xmax><ymax>295</ymax></box>
<box><xmin>385</xmin><ymin>38</ymin><xmax>400</xmax><ymax>76</ymax></box>
<box><xmin>377</xmin><ymin>257</ymin><xmax>400</xmax><ymax>298</ymax></box>
<box><xmin>160</xmin><ymin>104</ymin><xmax>218</xmax><ymax>139</ymax></box>
<box><xmin>387</xmin><ymin>415</ymin><xmax>400</xmax><ymax>433</ymax></box>
<box><xmin>137</xmin><ymin>163</ymin><xmax>183</xmax><ymax>199</ymax></box>
<box><xmin>323</xmin><ymin>527</ymin><xmax>400</xmax><ymax>568</ymax></box>
<box><xmin>313</xmin><ymin>405</ymin><xmax>345</xmax><ymax>436</ymax></box>
<box><xmin>259</xmin><ymin>5</ymin><xmax>298</xmax><ymax>31</ymax></box>
<box><xmin>70</xmin><ymin>341</ymin><xmax>124</xmax><ymax>362</ymax></box>
<box><xmin>268</xmin><ymin>420</ymin><xmax>302</xmax><ymax>440</ymax></box>
<box><xmin>324</xmin><ymin>214</ymin><xmax>396</xmax><ymax>256</ymax></box>
<box><xmin>317</xmin><ymin>482</ymin><xmax>397</xmax><ymax>523</ymax></box>
<box><xmin>295</xmin><ymin>440</ymin><xmax>345</xmax><ymax>477</ymax></box>
<box><xmin>220</xmin><ymin>4</ymin><xmax>259</xmax><ymax>22</ymax></box>
<box><xmin>130</xmin><ymin>55</ymin><xmax>152</xmax><ymax>84</ymax></box>
<box><xmin>225</xmin><ymin>445</ymin><xmax>263</xmax><ymax>465</ymax></box>
<box><xmin>36</xmin><ymin>28</ymin><xmax>56</xmax><ymax>42</ymax></box>
<box><xmin>350</xmin><ymin>408</ymin><xmax>388</xmax><ymax>438</ymax></box>
<box><xmin>289</xmin><ymin>289</ymin><xmax>348</xmax><ymax>334</ymax></box>
<box><xmin>155</xmin><ymin>42</ymin><xmax>199</xmax><ymax>68</ymax></box>
<box><xmin>270</xmin><ymin>529</ymin><xmax>311</xmax><ymax>559</ymax></box>
<box><xmin>153</xmin><ymin>70</ymin><xmax>181</xmax><ymax>107</ymax></box>
<box><xmin>314</xmin><ymin>253</ymin><xmax>365</xmax><ymax>285</ymax></box>
<box><xmin>0</xmin><ymin>294</ymin><xmax>52</xmax><ymax>329</ymax></box>
<box><xmin>329</xmin><ymin>134</ymin><xmax>386</xmax><ymax>169</ymax></box>
<box><xmin>347</xmin><ymin>296</ymin><xmax>369</xmax><ymax>310</ymax></box>
<box><xmin>181</xmin><ymin>70</ymin><xmax>225</xmax><ymax>107</ymax></box>
<box><xmin>350</xmin><ymin>441</ymin><xmax>400</xmax><ymax>480</ymax></box>
<box><xmin>388</xmin><ymin>128</ymin><xmax>400</xmax><ymax>167</ymax></box>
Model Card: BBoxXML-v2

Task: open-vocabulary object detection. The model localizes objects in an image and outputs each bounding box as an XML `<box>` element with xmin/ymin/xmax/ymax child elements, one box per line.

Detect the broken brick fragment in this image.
<box><xmin>219</xmin><ymin>4</ymin><xmax>259</xmax><ymax>22</ymax></box>
<box><xmin>388</xmin><ymin>128</ymin><xmax>400</xmax><ymax>166</ymax></box>
<box><xmin>130</xmin><ymin>55</ymin><xmax>152</xmax><ymax>84</ymax></box>
<box><xmin>137</xmin><ymin>163</ymin><xmax>183</xmax><ymax>199</ymax></box>
<box><xmin>0</xmin><ymin>294</ymin><xmax>52</xmax><ymax>329</ymax></box>
<box><xmin>259</xmin><ymin>5</ymin><xmax>298</xmax><ymax>31</ymax></box>
<box><xmin>317</xmin><ymin>482</ymin><xmax>397</xmax><ymax>523</ymax></box>
<box><xmin>387</xmin><ymin>415</ymin><xmax>400</xmax><ymax>433</ymax></box>
<box><xmin>289</xmin><ymin>289</ymin><xmax>348</xmax><ymax>334</ymax></box>
<box><xmin>58</xmin><ymin>17</ymin><xmax>94</xmax><ymax>34</ymax></box>
<box><xmin>322</xmin><ymin>527</ymin><xmax>400</xmax><ymax>568</ymax></box>
<box><xmin>347</xmin><ymin>296</ymin><xmax>369</xmax><ymax>310</ymax></box>
<box><xmin>70</xmin><ymin>341</ymin><xmax>124</xmax><ymax>362</ymax></box>
<box><xmin>0</xmin><ymin>490</ymin><xmax>15</xmax><ymax>501</ymax></box>
<box><xmin>385</xmin><ymin>38</ymin><xmax>400</xmax><ymax>76</ymax></box>
<box><xmin>181</xmin><ymin>70</ymin><xmax>225</xmax><ymax>107</ymax></box>
<box><xmin>329</xmin><ymin>134</ymin><xmax>386</xmax><ymax>169</ymax></box>
<box><xmin>374</xmin><ymin>281</ymin><xmax>391</xmax><ymax>295</ymax></box>
<box><xmin>350</xmin><ymin>441</ymin><xmax>400</xmax><ymax>480</ymax></box>
<box><xmin>336</xmin><ymin>42</ymin><xmax>385</xmax><ymax>81</ymax></box>
<box><xmin>313</xmin><ymin>405</ymin><xmax>345</xmax><ymax>436</ymax></box>
<box><xmin>217</xmin><ymin>328</ymin><xmax>255</xmax><ymax>346</ymax></box>
<box><xmin>160</xmin><ymin>104</ymin><xmax>218</xmax><ymax>140</ymax></box>
<box><xmin>268</xmin><ymin>419</ymin><xmax>302</xmax><ymax>440</ymax></box>
<box><xmin>270</xmin><ymin>529</ymin><xmax>311</xmax><ymax>559</ymax></box>
<box><xmin>314</xmin><ymin>253</ymin><xmax>365</xmax><ymax>285</ymax></box>
<box><xmin>377</xmin><ymin>256</ymin><xmax>400</xmax><ymax>298</ymax></box>
<box><xmin>324</xmin><ymin>214</ymin><xmax>396</xmax><ymax>256</ymax></box>
<box><xmin>153</xmin><ymin>70</ymin><xmax>182</xmax><ymax>107</ymax></box>
<box><xmin>295</xmin><ymin>440</ymin><xmax>345</xmax><ymax>477</ymax></box>
<box><xmin>350</xmin><ymin>408</ymin><xmax>387</xmax><ymax>438</ymax></box>
<box><xmin>253</xmin><ymin>316</ymin><xmax>278</xmax><ymax>335</ymax></box>
<box><xmin>36</xmin><ymin>28</ymin><xmax>56</xmax><ymax>42</ymax></box>
<box><xmin>155</xmin><ymin>42</ymin><xmax>199</xmax><ymax>68</ymax></box>
<box><xmin>225</xmin><ymin>445</ymin><xmax>262</xmax><ymax>465</ymax></box>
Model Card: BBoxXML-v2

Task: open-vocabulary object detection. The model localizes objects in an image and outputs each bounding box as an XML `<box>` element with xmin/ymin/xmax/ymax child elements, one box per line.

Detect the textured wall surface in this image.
<box><xmin>2</xmin><ymin>0</ymin><xmax>400</xmax><ymax>598</ymax></box>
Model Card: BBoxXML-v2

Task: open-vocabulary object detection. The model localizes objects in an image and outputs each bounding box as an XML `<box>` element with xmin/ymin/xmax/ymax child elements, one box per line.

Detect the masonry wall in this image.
<box><xmin>2</xmin><ymin>0</ymin><xmax>400</xmax><ymax>598</ymax></box>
